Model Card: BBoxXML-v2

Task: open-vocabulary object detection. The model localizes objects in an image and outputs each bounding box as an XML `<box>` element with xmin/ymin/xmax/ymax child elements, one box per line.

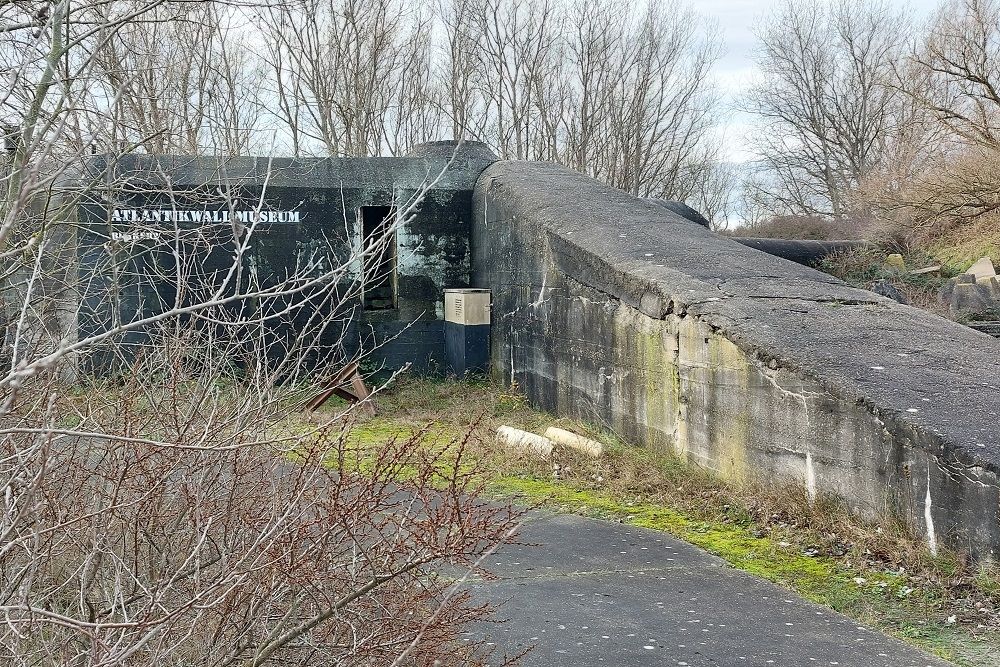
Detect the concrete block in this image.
<box><xmin>884</xmin><ymin>253</ymin><xmax>905</xmax><ymax>270</ymax></box>
<box><xmin>951</xmin><ymin>282</ymin><xmax>996</xmax><ymax>317</ymax></box>
<box><xmin>910</xmin><ymin>265</ymin><xmax>941</xmax><ymax>275</ymax></box>
<box><xmin>869</xmin><ymin>279</ymin><xmax>908</xmax><ymax>304</ymax></box>
<box><xmin>966</xmin><ymin>256</ymin><xmax>996</xmax><ymax>280</ymax></box>
<box><xmin>988</xmin><ymin>277</ymin><xmax>1000</xmax><ymax>300</ymax></box>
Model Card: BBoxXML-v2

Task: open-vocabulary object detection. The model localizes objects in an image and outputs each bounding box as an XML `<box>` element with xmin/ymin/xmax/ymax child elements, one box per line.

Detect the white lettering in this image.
<box><xmin>109</xmin><ymin>208</ymin><xmax>304</xmax><ymax>225</ymax></box>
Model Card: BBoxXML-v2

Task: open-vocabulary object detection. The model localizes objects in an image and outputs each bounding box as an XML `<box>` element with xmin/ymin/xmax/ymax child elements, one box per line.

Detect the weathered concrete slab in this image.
<box><xmin>471</xmin><ymin>161</ymin><xmax>1000</xmax><ymax>558</ymax></box>
<box><xmin>467</xmin><ymin>513</ymin><xmax>948</xmax><ymax>667</ymax></box>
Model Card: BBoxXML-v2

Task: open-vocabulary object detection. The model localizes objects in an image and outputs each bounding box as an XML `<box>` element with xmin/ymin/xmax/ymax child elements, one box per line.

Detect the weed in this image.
<box><xmin>286</xmin><ymin>375</ymin><xmax>1000</xmax><ymax>666</ymax></box>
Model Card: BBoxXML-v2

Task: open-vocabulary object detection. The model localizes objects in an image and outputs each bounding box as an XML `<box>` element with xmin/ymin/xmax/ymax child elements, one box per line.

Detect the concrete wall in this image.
<box><xmin>75</xmin><ymin>143</ymin><xmax>496</xmax><ymax>374</ymax></box>
<box><xmin>472</xmin><ymin>161</ymin><xmax>1000</xmax><ymax>559</ymax></box>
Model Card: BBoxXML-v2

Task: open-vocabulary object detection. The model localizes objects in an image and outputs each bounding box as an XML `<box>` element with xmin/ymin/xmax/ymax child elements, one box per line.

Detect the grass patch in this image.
<box><xmin>928</xmin><ymin>216</ymin><xmax>1000</xmax><ymax>272</ymax></box>
<box><xmin>301</xmin><ymin>375</ymin><xmax>1000</xmax><ymax>666</ymax></box>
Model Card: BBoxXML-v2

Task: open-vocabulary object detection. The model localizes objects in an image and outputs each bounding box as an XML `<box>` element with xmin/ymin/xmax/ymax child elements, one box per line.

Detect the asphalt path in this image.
<box><xmin>465</xmin><ymin>511</ymin><xmax>951</xmax><ymax>667</ymax></box>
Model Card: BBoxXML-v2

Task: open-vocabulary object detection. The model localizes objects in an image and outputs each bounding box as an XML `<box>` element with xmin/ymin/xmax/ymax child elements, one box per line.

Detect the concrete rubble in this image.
<box><xmin>939</xmin><ymin>256</ymin><xmax>1000</xmax><ymax>319</ymax></box>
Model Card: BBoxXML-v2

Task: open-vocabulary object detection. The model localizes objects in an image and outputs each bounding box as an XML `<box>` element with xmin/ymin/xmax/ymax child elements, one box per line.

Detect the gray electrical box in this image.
<box><xmin>444</xmin><ymin>289</ymin><xmax>490</xmax><ymax>375</ymax></box>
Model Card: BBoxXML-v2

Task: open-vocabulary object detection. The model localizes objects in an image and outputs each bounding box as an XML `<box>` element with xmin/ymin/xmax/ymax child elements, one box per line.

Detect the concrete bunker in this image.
<box><xmin>472</xmin><ymin>160</ymin><xmax>1000</xmax><ymax>560</ymax></box>
<box><xmin>63</xmin><ymin>143</ymin><xmax>1000</xmax><ymax>559</ymax></box>
<box><xmin>72</xmin><ymin>142</ymin><xmax>497</xmax><ymax>375</ymax></box>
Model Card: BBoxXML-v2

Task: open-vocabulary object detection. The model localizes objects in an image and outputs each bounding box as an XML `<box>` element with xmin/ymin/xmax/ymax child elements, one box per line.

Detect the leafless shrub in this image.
<box><xmin>727</xmin><ymin>213</ymin><xmax>874</xmax><ymax>240</ymax></box>
<box><xmin>865</xmin><ymin>0</ymin><xmax>1000</xmax><ymax>243</ymax></box>
<box><xmin>2</xmin><ymin>168</ymin><xmax>521</xmax><ymax>667</ymax></box>
<box><xmin>1</xmin><ymin>360</ymin><xmax>521</xmax><ymax>666</ymax></box>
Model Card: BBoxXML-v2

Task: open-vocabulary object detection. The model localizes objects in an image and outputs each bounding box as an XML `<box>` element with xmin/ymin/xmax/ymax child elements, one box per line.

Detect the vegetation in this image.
<box><xmin>1</xmin><ymin>363</ymin><xmax>523</xmax><ymax>665</ymax></box>
<box><xmin>727</xmin><ymin>213</ymin><xmax>873</xmax><ymax>240</ymax></box>
<box><xmin>325</xmin><ymin>376</ymin><xmax>1000</xmax><ymax>666</ymax></box>
<box><xmin>742</xmin><ymin>0</ymin><xmax>1000</xmax><ymax>259</ymax></box>
<box><xmin>820</xmin><ymin>246</ymin><xmax>960</xmax><ymax>314</ymax></box>
<box><xmin>3</xmin><ymin>0</ymin><xmax>1000</xmax><ymax>663</ymax></box>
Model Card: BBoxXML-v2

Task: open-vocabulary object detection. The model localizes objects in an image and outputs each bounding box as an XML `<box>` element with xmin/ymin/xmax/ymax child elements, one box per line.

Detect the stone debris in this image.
<box><xmin>909</xmin><ymin>265</ymin><xmax>941</xmax><ymax>275</ymax></box>
<box><xmin>869</xmin><ymin>279</ymin><xmax>909</xmax><ymax>304</ymax></box>
<box><xmin>544</xmin><ymin>427</ymin><xmax>604</xmax><ymax>457</ymax></box>
<box><xmin>496</xmin><ymin>426</ymin><xmax>554</xmax><ymax>457</ymax></box>
<box><xmin>939</xmin><ymin>257</ymin><xmax>1000</xmax><ymax>319</ymax></box>
<box><xmin>965</xmin><ymin>256</ymin><xmax>996</xmax><ymax>280</ymax></box>
<box><xmin>951</xmin><ymin>281</ymin><xmax>995</xmax><ymax>316</ymax></box>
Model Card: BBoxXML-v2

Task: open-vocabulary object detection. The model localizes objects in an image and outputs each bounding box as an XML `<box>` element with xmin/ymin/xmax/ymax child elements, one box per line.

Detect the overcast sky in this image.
<box><xmin>704</xmin><ymin>0</ymin><xmax>942</xmax><ymax>163</ymax></box>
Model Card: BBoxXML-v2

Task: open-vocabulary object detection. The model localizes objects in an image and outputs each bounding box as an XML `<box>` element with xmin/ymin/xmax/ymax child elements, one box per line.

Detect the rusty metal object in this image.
<box><xmin>303</xmin><ymin>361</ymin><xmax>375</xmax><ymax>415</ymax></box>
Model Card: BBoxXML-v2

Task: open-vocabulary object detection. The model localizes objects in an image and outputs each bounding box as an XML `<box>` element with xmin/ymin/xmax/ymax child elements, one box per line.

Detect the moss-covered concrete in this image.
<box><xmin>472</xmin><ymin>160</ymin><xmax>1000</xmax><ymax>560</ymax></box>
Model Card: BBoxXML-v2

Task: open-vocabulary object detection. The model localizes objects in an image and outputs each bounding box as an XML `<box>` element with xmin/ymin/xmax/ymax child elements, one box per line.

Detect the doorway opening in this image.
<box><xmin>360</xmin><ymin>206</ymin><xmax>397</xmax><ymax>310</ymax></box>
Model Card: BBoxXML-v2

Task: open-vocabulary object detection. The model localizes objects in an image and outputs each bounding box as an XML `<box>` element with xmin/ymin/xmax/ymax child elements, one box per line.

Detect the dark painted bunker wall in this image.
<box><xmin>76</xmin><ymin>144</ymin><xmax>496</xmax><ymax>375</ymax></box>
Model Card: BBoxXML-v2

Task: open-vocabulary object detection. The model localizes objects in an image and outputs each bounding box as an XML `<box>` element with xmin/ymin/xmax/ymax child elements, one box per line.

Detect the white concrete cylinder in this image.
<box><xmin>544</xmin><ymin>427</ymin><xmax>604</xmax><ymax>458</ymax></box>
<box><xmin>496</xmin><ymin>426</ymin><xmax>554</xmax><ymax>458</ymax></box>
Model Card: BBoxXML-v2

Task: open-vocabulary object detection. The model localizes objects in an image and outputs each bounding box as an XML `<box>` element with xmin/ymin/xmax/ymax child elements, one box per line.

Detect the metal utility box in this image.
<box><xmin>444</xmin><ymin>289</ymin><xmax>490</xmax><ymax>375</ymax></box>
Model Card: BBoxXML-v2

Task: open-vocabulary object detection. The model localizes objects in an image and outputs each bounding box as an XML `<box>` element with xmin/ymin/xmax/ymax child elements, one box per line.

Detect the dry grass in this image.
<box><xmin>728</xmin><ymin>213</ymin><xmax>874</xmax><ymax>240</ymax></box>
<box><xmin>309</xmin><ymin>375</ymin><xmax>1000</xmax><ymax>665</ymax></box>
<box><xmin>926</xmin><ymin>214</ymin><xmax>1000</xmax><ymax>272</ymax></box>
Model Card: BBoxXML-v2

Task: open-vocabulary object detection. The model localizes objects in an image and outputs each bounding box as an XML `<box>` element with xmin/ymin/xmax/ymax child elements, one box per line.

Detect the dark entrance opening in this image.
<box><xmin>360</xmin><ymin>206</ymin><xmax>397</xmax><ymax>310</ymax></box>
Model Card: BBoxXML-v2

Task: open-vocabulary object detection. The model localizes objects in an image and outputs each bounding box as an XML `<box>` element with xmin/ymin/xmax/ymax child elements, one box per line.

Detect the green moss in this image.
<box><xmin>345</xmin><ymin>418</ymin><xmax>423</xmax><ymax>446</ymax></box>
<box><xmin>490</xmin><ymin>475</ymin><xmax>974</xmax><ymax>663</ymax></box>
<box><xmin>322</xmin><ymin>416</ymin><xmax>475</xmax><ymax>483</ymax></box>
<box><xmin>279</xmin><ymin>377</ymin><xmax>997</xmax><ymax>666</ymax></box>
<box><xmin>495</xmin><ymin>477</ymin><xmax>839</xmax><ymax>597</ymax></box>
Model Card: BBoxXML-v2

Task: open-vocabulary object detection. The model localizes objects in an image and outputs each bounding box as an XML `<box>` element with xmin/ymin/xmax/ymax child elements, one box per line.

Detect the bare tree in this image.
<box><xmin>876</xmin><ymin>0</ymin><xmax>1000</xmax><ymax>231</ymax></box>
<box><xmin>256</xmin><ymin>0</ymin><xmax>442</xmax><ymax>157</ymax></box>
<box><xmin>241</xmin><ymin>0</ymin><xmax>732</xmax><ymax>208</ymax></box>
<box><xmin>441</xmin><ymin>0</ymin><xmax>728</xmax><ymax>208</ymax></box>
<box><xmin>439</xmin><ymin>0</ymin><xmax>487</xmax><ymax>142</ymax></box>
<box><xmin>85</xmin><ymin>2</ymin><xmax>263</xmax><ymax>156</ymax></box>
<box><xmin>744</xmin><ymin>0</ymin><xmax>912</xmax><ymax>216</ymax></box>
<box><xmin>458</xmin><ymin>0</ymin><xmax>562</xmax><ymax>160</ymax></box>
<box><xmin>0</xmin><ymin>4</ymin><xmax>521</xmax><ymax>665</ymax></box>
<box><xmin>915</xmin><ymin>0</ymin><xmax>1000</xmax><ymax>149</ymax></box>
